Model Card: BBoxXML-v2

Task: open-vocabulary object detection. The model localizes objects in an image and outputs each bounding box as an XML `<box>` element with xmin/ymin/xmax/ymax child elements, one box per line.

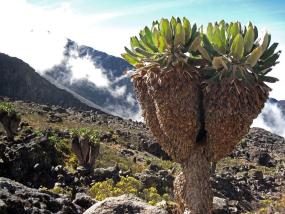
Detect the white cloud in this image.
<box><xmin>110</xmin><ymin>85</ymin><xmax>127</xmax><ymax>97</ymax></box>
<box><xmin>0</xmin><ymin>0</ymin><xmax>137</xmax><ymax>72</ymax></box>
<box><xmin>252</xmin><ymin>102</ymin><xmax>285</xmax><ymax>137</ymax></box>
<box><xmin>67</xmin><ymin>53</ymin><xmax>109</xmax><ymax>88</ymax></box>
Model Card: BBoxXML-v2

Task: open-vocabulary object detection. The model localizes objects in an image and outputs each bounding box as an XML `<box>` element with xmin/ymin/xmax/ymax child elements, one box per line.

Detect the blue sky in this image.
<box><xmin>0</xmin><ymin>0</ymin><xmax>284</xmax><ymax>99</ymax></box>
<box><xmin>27</xmin><ymin>0</ymin><xmax>285</xmax><ymax>28</ymax></box>
<box><xmin>24</xmin><ymin>0</ymin><xmax>284</xmax><ymax>54</ymax></box>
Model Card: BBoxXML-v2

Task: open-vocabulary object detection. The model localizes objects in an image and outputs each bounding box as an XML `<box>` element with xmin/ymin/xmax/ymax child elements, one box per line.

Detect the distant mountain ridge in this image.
<box><xmin>44</xmin><ymin>39</ymin><xmax>139</xmax><ymax>119</ymax></box>
<box><xmin>0</xmin><ymin>52</ymin><xmax>105</xmax><ymax>114</ymax></box>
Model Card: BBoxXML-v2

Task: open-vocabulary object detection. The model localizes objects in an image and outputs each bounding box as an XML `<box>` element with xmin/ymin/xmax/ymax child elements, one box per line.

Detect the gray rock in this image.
<box><xmin>0</xmin><ymin>177</ymin><xmax>78</xmax><ymax>214</ymax></box>
<box><xmin>92</xmin><ymin>165</ymin><xmax>120</xmax><ymax>182</ymax></box>
<box><xmin>257</xmin><ymin>152</ymin><xmax>274</xmax><ymax>167</ymax></box>
<box><xmin>83</xmin><ymin>194</ymin><xmax>168</xmax><ymax>214</ymax></box>
<box><xmin>73</xmin><ymin>193</ymin><xmax>97</xmax><ymax>210</ymax></box>
<box><xmin>212</xmin><ymin>197</ymin><xmax>229</xmax><ymax>214</ymax></box>
<box><xmin>0</xmin><ymin>199</ymin><xmax>8</xmax><ymax>214</ymax></box>
<box><xmin>0</xmin><ymin>136</ymin><xmax>61</xmax><ymax>188</ymax></box>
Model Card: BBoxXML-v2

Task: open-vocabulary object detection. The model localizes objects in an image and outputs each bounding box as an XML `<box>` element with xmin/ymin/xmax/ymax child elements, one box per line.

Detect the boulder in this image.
<box><xmin>72</xmin><ymin>192</ymin><xmax>97</xmax><ymax>210</ymax></box>
<box><xmin>83</xmin><ymin>194</ymin><xmax>168</xmax><ymax>214</ymax></box>
<box><xmin>92</xmin><ymin>165</ymin><xmax>120</xmax><ymax>182</ymax></box>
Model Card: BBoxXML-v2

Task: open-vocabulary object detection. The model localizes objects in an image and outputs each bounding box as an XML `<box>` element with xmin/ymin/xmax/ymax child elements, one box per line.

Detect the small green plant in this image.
<box><xmin>48</xmin><ymin>133</ymin><xmax>71</xmax><ymax>155</ymax></box>
<box><xmin>71</xmin><ymin>128</ymin><xmax>100</xmax><ymax>172</ymax></box>
<box><xmin>89</xmin><ymin>176</ymin><xmax>168</xmax><ymax>205</ymax></box>
<box><xmin>89</xmin><ymin>176</ymin><xmax>142</xmax><ymax>201</ymax></box>
<box><xmin>0</xmin><ymin>102</ymin><xmax>15</xmax><ymax>114</ymax></box>
<box><xmin>65</xmin><ymin>153</ymin><xmax>78</xmax><ymax>173</ymax></box>
<box><xmin>70</xmin><ymin>128</ymin><xmax>100</xmax><ymax>142</ymax></box>
<box><xmin>143</xmin><ymin>187</ymin><xmax>167</xmax><ymax>205</ymax></box>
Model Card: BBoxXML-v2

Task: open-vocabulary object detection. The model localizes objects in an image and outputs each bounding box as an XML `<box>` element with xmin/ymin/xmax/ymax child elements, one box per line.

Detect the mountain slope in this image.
<box><xmin>0</xmin><ymin>100</ymin><xmax>284</xmax><ymax>214</ymax></box>
<box><xmin>0</xmin><ymin>52</ymin><xmax>105</xmax><ymax>114</ymax></box>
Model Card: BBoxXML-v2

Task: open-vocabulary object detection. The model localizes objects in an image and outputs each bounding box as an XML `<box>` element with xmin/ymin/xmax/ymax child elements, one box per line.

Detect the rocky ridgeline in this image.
<box><xmin>0</xmin><ymin>100</ymin><xmax>284</xmax><ymax>214</ymax></box>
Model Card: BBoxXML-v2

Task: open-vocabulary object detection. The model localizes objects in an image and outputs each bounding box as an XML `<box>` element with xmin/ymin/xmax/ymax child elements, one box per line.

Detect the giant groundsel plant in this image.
<box><xmin>122</xmin><ymin>18</ymin><xmax>280</xmax><ymax>214</ymax></box>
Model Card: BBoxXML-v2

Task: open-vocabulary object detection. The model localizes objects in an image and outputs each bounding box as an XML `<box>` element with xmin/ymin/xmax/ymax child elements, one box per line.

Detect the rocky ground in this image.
<box><xmin>0</xmin><ymin>98</ymin><xmax>284</xmax><ymax>214</ymax></box>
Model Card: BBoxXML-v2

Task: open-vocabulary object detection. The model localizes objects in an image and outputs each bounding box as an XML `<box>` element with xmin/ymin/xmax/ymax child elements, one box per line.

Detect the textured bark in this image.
<box><xmin>135</xmin><ymin>66</ymin><xmax>201</xmax><ymax>162</ymax></box>
<box><xmin>204</xmin><ymin>80</ymin><xmax>270</xmax><ymax>161</ymax></box>
<box><xmin>133</xmin><ymin>76</ymin><xmax>183</xmax><ymax>162</ymax></box>
<box><xmin>133</xmin><ymin>66</ymin><xmax>201</xmax><ymax>162</ymax></box>
<box><xmin>173</xmin><ymin>172</ymin><xmax>186</xmax><ymax>213</ymax></box>
<box><xmin>174</xmin><ymin>143</ymin><xmax>213</xmax><ymax>214</ymax></box>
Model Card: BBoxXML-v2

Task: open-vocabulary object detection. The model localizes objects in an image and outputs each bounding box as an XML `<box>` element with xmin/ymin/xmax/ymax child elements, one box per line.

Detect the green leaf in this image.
<box><xmin>207</xmin><ymin>23</ymin><xmax>214</xmax><ymax>42</ymax></box>
<box><xmin>246</xmin><ymin>46</ymin><xmax>263</xmax><ymax>67</ymax></box>
<box><xmin>202</xmin><ymin>34</ymin><xmax>219</xmax><ymax>57</ymax></box>
<box><xmin>158</xmin><ymin>35</ymin><xmax>167</xmax><ymax>52</ymax></box>
<box><xmin>183</xmin><ymin>17</ymin><xmax>191</xmax><ymax>42</ymax></box>
<box><xmin>170</xmin><ymin>16</ymin><xmax>177</xmax><ymax>33</ymax></box>
<box><xmin>219</xmin><ymin>24</ymin><xmax>226</xmax><ymax>53</ymax></box>
<box><xmin>160</xmin><ymin>18</ymin><xmax>172</xmax><ymax>46</ymax></box>
<box><xmin>219</xmin><ymin>20</ymin><xmax>225</xmax><ymax>28</ymax></box>
<box><xmin>244</xmin><ymin>26</ymin><xmax>255</xmax><ymax>54</ymax></box>
<box><xmin>144</xmin><ymin>27</ymin><xmax>154</xmax><ymax>45</ymax></box>
<box><xmin>254</xmin><ymin>26</ymin><xmax>258</xmax><ymax>41</ymax></box>
<box><xmin>189</xmin><ymin>35</ymin><xmax>200</xmax><ymax>52</ymax></box>
<box><xmin>230</xmin><ymin>22</ymin><xmax>239</xmax><ymax>39</ymax></box>
<box><xmin>139</xmin><ymin>29</ymin><xmax>157</xmax><ymax>52</ymax></box>
<box><xmin>125</xmin><ymin>47</ymin><xmax>140</xmax><ymax>58</ymax></box>
<box><xmin>174</xmin><ymin>23</ymin><xmax>185</xmax><ymax>47</ymax></box>
<box><xmin>212</xmin><ymin>27</ymin><xmax>223</xmax><ymax>50</ymax></box>
<box><xmin>144</xmin><ymin>26</ymin><xmax>158</xmax><ymax>52</ymax></box>
<box><xmin>259</xmin><ymin>75</ymin><xmax>279</xmax><ymax>83</ymax></box>
<box><xmin>260</xmin><ymin>52</ymin><xmax>280</xmax><ymax>69</ymax></box>
<box><xmin>184</xmin><ymin>23</ymin><xmax>197</xmax><ymax>50</ymax></box>
<box><xmin>130</xmin><ymin>36</ymin><xmax>141</xmax><ymax>50</ymax></box>
<box><xmin>258</xmin><ymin>68</ymin><xmax>272</xmax><ymax>75</ymax></box>
<box><xmin>135</xmin><ymin>47</ymin><xmax>155</xmax><ymax>58</ymax></box>
<box><xmin>121</xmin><ymin>53</ymin><xmax>139</xmax><ymax>65</ymax></box>
<box><xmin>261</xmin><ymin>32</ymin><xmax>270</xmax><ymax>52</ymax></box>
<box><xmin>198</xmin><ymin>46</ymin><xmax>211</xmax><ymax>61</ymax></box>
<box><xmin>190</xmin><ymin>23</ymin><xmax>197</xmax><ymax>41</ymax></box>
<box><xmin>177</xmin><ymin>17</ymin><xmax>182</xmax><ymax>24</ymax></box>
<box><xmin>152</xmin><ymin>28</ymin><xmax>160</xmax><ymax>47</ymax></box>
<box><xmin>260</xmin><ymin>43</ymin><xmax>279</xmax><ymax>60</ymax></box>
<box><xmin>230</xmin><ymin>33</ymin><xmax>244</xmax><ymax>60</ymax></box>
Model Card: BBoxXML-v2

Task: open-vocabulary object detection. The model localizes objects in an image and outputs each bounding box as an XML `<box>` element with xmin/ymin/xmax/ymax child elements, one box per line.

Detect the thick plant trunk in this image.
<box><xmin>175</xmin><ymin>143</ymin><xmax>213</xmax><ymax>214</ymax></box>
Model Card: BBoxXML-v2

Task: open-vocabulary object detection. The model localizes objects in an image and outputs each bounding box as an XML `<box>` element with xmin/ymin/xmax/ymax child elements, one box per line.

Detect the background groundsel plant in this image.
<box><xmin>0</xmin><ymin>102</ymin><xmax>20</xmax><ymax>118</ymax></box>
